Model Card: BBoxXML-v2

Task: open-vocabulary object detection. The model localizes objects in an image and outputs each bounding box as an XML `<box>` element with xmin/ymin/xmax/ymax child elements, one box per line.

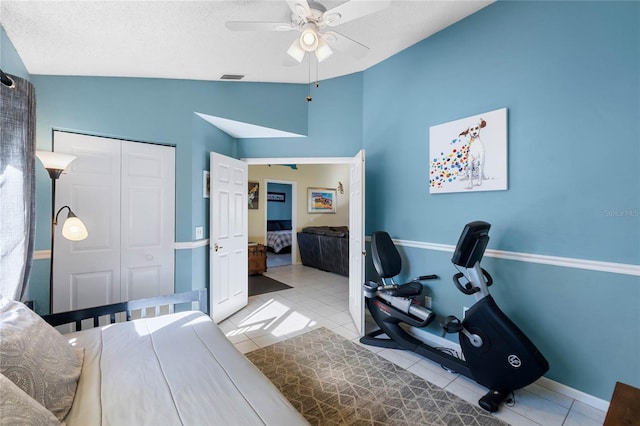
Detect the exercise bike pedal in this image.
<box><xmin>479</xmin><ymin>390</ymin><xmax>509</xmax><ymax>412</ymax></box>
<box><xmin>441</xmin><ymin>315</ymin><xmax>463</xmax><ymax>334</ymax></box>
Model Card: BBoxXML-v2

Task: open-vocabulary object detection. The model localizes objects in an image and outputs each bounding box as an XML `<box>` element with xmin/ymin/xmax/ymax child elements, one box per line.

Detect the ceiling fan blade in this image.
<box><xmin>322</xmin><ymin>0</ymin><xmax>391</xmax><ymax>27</ymax></box>
<box><xmin>324</xmin><ymin>30</ymin><xmax>369</xmax><ymax>59</ymax></box>
<box><xmin>226</xmin><ymin>21</ymin><xmax>294</xmax><ymax>32</ymax></box>
<box><xmin>286</xmin><ymin>0</ymin><xmax>311</xmax><ymax>20</ymax></box>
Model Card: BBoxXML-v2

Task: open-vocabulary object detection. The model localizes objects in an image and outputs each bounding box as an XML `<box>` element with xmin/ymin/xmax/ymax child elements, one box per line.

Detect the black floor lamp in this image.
<box><xmin>36</xmin><ymin>151</ymin><xmax>88</xmax><ymax>314</ymax></box>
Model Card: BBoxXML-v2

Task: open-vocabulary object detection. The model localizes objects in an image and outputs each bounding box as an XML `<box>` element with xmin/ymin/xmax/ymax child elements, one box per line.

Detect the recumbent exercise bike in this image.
<box><xmin>361</xmin><ymin>221</ymin><xmax>549</xmax><ymax>412</ymax></box>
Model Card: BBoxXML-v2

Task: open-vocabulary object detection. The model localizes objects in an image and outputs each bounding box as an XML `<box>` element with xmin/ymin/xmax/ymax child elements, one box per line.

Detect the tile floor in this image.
<box><xmin>218</xmin><ymin>264</ymin><xmax>607</xmax><ymax>426</ymax></box>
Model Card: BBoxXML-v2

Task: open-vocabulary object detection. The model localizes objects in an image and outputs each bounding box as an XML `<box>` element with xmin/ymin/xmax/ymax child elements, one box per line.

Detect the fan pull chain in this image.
<box><xmin>306</xmin><ymin>55</ymin><xmax>312</xmax><ymax>102</ymax></box>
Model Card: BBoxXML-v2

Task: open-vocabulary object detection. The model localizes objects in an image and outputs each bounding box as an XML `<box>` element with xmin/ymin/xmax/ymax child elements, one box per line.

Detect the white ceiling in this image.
<box><xmin>0</xmin><ymin>0</ymin><xmax>493</xmax><ymax>84</ymax></box>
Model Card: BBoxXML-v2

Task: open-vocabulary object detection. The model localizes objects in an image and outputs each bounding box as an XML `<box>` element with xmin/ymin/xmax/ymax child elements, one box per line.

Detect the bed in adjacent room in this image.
<box><xmin>266</xmin><ymin>220</ymin><xmax>293</xmax><ymax>254</ymax></box>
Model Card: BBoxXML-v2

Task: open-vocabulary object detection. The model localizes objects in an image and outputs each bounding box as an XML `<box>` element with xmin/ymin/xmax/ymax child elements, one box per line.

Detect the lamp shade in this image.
<box><xmin>61</xmin><ymin>215</ymin><xmax>88</xmax><ymax>241</ymax></box>
<box><xmin>36</xmin><ymin>151</ymin><xmax>77</xmax><ymax>179</ymax></box>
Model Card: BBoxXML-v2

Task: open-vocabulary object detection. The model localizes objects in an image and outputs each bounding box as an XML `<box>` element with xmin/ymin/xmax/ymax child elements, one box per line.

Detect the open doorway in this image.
<box><xmin>265</xmin><ymin>180</ymin><xmax>294</xmax><ymax>268</ymax></box>
<box><xmin>244</xmin><ymin>153</ymin><xmax>365</xmax><ymax>336</ymax></box>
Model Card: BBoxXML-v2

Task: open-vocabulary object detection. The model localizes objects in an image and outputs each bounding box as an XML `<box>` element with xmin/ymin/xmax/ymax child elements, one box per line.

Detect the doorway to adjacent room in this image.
<box><xmin>265</xmin><ymin>180</ymin><xmax>293</xmax><ymax>268</ymax></box>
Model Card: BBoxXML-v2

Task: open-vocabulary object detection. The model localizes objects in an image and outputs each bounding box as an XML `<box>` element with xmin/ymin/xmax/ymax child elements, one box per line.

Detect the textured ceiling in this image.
<box><xmin>0</xmin><ymin>1</ymin><xmax>493</xmax><ymax>84</ymax></box>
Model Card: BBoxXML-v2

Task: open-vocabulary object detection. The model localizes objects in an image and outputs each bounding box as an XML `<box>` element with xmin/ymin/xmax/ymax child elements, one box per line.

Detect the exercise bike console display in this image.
<box><xmin>451</xmin><ymin>221</ymin><xmax>491</xmax><ymax>269</ymax></box>
<box><xmin>360</xmin><ymin>221</ymin><xmax>549</xmax><ymax>412</ymax></box>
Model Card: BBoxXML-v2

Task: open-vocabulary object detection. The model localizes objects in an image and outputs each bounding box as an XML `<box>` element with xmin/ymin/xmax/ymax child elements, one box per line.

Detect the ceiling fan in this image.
<box><xmin>226</xmin><ymin>0</ymin><xmax>390</xmax><ymax>64</ymax></box>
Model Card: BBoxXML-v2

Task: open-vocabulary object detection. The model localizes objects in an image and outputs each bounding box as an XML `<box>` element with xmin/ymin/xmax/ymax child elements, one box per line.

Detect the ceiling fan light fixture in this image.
<box><xmin>299</xmin><ymin>24</ymin><xmax>319</xmax><ymax>52</ymax></box>
<box><xmin>315</xmin><ymin>38</ymin><xmax>333</xmax><ymax>62</ymax></box>
<box><xmin>286</xmin><ymin>39</ymin><xmax>306</xmax><ymax>63</ymax></box>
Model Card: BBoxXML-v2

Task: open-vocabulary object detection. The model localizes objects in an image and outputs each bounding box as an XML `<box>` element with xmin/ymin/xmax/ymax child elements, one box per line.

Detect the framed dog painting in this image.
<box><xmin>429</xmin><ymin>108</ymin><xmax>508</xmax><ymax>194</ymax></box>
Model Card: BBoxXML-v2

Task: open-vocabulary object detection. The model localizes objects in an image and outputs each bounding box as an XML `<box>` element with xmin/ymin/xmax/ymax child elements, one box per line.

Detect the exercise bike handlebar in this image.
<box><xmin>453</xmin><ymin>268</ymin><xmax>493</xmax><ymax>295</ymax></box>
<box><xmin>413</xmin><ymin>274</ymin><xmax>439</xmax><ymax>281</ymax></box>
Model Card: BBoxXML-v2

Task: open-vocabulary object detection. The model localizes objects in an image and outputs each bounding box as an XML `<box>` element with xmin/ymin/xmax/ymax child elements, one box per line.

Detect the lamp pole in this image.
<box><xmin>49</xmin><ymin>176</ymin><xmax>56</xmax><ymax>314</ymax></box>
<box><xmin>44</xmin><ymin>167</ymin><xmax>63</xmax><ymax>315</ymax></box>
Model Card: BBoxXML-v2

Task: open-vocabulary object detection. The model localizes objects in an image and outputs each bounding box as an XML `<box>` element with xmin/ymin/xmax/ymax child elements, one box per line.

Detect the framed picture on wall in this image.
<box><xmin>307</xmin><ymin>187</ymin><xmax>336</xmax><ymax>214</ymax></box>
<box><xmin>248</xmin><ymin>181</ymin><xmax>259</xmax><ymax>209</ymax></box>
<box><xmin>267</xmin><ymin>192</ymin><xmax>286</xmax><ymax>202</ymax></box>
<box><xmin>429</xmin><ymin>107</ymin><xmax>508</xmax><ymax>194</ymax></box>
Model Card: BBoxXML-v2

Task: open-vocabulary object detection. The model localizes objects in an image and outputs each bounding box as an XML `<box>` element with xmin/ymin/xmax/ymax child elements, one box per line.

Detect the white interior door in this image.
<box><xmin>349</xmin><ymin>150</ymin><xmax>365</xmax><ymax>335</ymax></box>
<box><xmin>54</xmin><ymin>131</ymin><xmax>175</xmax><ymax>314</ymax></box>
<box><xmin>209</xmin><ymin>152</ymin><xmax>248</xmax><ymax>323</ymax></box>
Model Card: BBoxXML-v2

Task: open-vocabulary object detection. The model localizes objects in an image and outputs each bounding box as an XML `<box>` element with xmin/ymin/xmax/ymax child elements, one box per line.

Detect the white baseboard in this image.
<box><xmin>408</xmin><ymin>327</ymin><xmax>610</xmax><ymax>412</ymax></box>
<box><xmin>535</xmin><ymin>376</ymin><xmax>609</xmax><ymax>412</ymax></box>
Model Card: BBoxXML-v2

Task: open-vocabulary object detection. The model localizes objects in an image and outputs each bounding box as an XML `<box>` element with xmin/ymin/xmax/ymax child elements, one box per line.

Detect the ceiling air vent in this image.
<box><xmin>220</xmin><ymin>74</ymin><xmax>244</xmax><ymax>80</ymax></box>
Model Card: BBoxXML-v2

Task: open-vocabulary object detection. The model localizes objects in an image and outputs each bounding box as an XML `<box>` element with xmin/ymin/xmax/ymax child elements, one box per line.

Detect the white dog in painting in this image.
<box><xmin>459</xmin><ymin>119</ymin><xmax>487</xmax><ymax>188</ymax></box>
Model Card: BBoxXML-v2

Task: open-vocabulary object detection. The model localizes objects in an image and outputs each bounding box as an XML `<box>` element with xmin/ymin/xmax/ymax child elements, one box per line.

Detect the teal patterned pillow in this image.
<box><xmin>0</xmin><ymin>298</ymin><xmax>83</xmax><ymax>421</ymax></box>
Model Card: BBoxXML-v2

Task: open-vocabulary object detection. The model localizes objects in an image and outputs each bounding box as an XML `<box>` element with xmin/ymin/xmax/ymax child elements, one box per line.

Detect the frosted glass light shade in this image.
<box><xmin>61</xmin><ymin>214</ymin><xmax>88</xmax><ymax>241</ymax></box>
<box><xmin>286</xmin><ymin>39</ymin><xmax>305</xmax><ymax>63</ymax></box>
<box><xmin>36</xmin><ymin>151</ymin><xmax>77</xmax><ymax>178</ymax></box>
<box><xmin>315</xmin><ymin>38</ymin><xmax>333</xmax><ymax>63</ymax></box>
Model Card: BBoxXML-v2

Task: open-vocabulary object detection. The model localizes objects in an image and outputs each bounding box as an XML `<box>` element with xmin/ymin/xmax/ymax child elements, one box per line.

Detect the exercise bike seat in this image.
<box><xmin>371</xmin><ymin>231</ymin><xmax>427</xmax><ymax>298</ymax></box>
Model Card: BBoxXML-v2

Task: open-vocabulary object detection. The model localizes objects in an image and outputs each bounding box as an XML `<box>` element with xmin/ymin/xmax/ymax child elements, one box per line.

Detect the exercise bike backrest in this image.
<box><xmin>370</xmin><ymin>231</ymin><xmax>404</xmax><ymax>285</ymax></box>
<box><xmin>451</xmin><ymin>221</ymin><xmax>494</xmax><ymax>298</ymax></box>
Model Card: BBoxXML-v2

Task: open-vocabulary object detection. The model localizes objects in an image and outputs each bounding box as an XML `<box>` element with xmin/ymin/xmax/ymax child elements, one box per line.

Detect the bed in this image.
<box><xmin>0</xmin><ymin>290</ymin><xmax>307</xmax><ymax>425</ymax></box>
<box><xmin>266</xmin><ymin>220</ymin><xmax>293</xmax><ymax>254</ymax></box>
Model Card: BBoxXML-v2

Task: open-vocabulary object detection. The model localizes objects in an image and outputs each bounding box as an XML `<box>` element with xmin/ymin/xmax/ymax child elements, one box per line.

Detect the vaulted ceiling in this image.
<box><xmin>1</xmin><ymin>1</ymin><xmax>493</xmax><ymax>84</ymax></box>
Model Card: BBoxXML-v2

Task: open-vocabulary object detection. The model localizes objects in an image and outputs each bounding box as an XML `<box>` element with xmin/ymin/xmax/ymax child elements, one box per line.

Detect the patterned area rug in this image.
<box><xmin>246</xmin><ymin>327</ymin><xmax>507</xmax><ymax>426</ymax></box>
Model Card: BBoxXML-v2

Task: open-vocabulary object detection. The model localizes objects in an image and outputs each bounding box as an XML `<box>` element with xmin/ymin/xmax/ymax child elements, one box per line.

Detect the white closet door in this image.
<box><xmin>53</xmin><ymin>132</ymin><xmax>175</xmax><ymax>314</ymax></box>
<box><xmin>53</xmin><ymin>132</ymin><xmax>122</xmax><ymax>313</ymax></box>
<box><xmin>121</xmin><ymin>141</ymin><xmax>175</xmax><ymax>301</ymax></box>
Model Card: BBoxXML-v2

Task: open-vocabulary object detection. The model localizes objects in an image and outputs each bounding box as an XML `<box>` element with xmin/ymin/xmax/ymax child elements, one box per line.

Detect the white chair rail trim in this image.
<box><xmin>35</xmin><ymin>237</ymin><xmax>639</xmax><ymax>276</ymax></box>
<box><xmin>34</xmin><ymin>239</ymin><xmax>210</xmax><ymax>259</ymax></box>
<box><xmin>393</xmin><ymin>239</ymin><xmax>640</xmax><ymax>277</ymax></box>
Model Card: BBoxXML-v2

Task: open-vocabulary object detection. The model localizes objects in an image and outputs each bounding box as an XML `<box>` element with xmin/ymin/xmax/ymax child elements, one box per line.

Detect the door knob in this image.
<box><xmin>214</xmin><ymin>243</ymin><xmax>223</xmax><ymax>252</ymax></box>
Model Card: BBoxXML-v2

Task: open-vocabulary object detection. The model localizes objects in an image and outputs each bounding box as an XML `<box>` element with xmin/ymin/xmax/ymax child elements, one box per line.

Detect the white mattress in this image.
<box><xmin>64</xmin><ymin>311</ymin><xmax>307</xmax><ymax>426</ymax></box>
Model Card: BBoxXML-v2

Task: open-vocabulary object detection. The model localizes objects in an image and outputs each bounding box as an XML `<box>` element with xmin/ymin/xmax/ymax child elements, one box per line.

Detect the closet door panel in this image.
<box><xmin>121</xmin><ymin>141</ymin><xmax>175</xmax><ymax>301</ymax></box>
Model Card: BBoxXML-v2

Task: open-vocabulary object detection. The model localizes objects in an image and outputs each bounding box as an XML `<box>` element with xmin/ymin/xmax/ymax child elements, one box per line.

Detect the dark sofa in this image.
<box><xmin>297</xmin><ymin>226</ymin><xmax>349</xmax><ymax>276</ymax></box>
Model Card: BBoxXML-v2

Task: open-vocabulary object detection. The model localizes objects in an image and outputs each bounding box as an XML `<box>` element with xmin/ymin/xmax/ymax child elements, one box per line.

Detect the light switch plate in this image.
<box><xmin>195</xmin><ymin>226</ymin><xmax>203</xmax><ymax>240</ymax></box>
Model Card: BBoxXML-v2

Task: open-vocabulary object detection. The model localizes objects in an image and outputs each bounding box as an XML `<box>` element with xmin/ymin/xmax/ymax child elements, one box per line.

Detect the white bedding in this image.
<box><xmin>64</xmin><ymin>311</ymin><xmax>307</xmax><ymax>426</ymax></box>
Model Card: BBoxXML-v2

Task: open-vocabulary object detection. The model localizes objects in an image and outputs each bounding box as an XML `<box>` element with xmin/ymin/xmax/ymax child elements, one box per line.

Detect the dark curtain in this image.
<box><xmin>0</xmin><ymin>72</ymin><xmax>36</xmax><ymax>301</ymax></box>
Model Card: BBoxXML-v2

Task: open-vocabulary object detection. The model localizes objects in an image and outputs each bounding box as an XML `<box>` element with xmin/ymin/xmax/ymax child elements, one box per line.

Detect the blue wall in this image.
<box><xmin>1</xmin><ymin>0</ymin><xmax>638</xmax><ymax>402</ymax></box>
<box><xmin>362</xmin><ymin>1</ymin><xmax>639</xmax><ymax>400</ymax></box>
<box><xmin>0</xmin><ymin>26</ymin><xmax>30</xmax><ymax>80</ymax></box>
<box><xmin>267</xmin><ymin>183</ymin><xmax>293</xmax><ymax>220</ymax></box>
<box><xmin>237</xmin><ymin>72</ymin><xmax>364</xmax><ymax>158</ymax></box>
